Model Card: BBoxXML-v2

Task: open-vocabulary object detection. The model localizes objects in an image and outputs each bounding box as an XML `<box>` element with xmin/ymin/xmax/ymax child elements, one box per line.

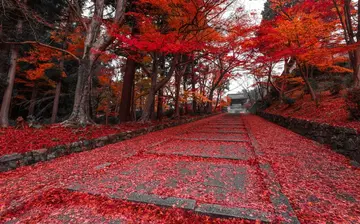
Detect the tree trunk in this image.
<box><xmin>174</xmin><ymin>71</ymin><xmax>181</xmax><ymax>118</ymax></box>
<box><xmin>119</xmin><ymin>57</ymin><xmax>136</xmax><ymax>122</ymax></box>
<box><xmin>28</xmin><ymin>82</ymin><xmax>38</xmax><ymax>116</ymax></box>
<box><xmin>302</xmin><ymin>74</ymin><xmax>318</xmax><ymax>104</ymax></box>
<box><xmin>354</xmin><ymin>47</ymin><xmax>360</xmax><ymax>87</ymax></box>
<box><xmin>214</xmin><ymin>88</ymin><xmax>221</xmax><ymax>112</ymax></box>
<box><xmin>140</xmin><ymin>70</ymin><xmax>157</xmax><ymax>122</ymax></box>
<box><xmin>51</xmin><ymin>80</ymin><xmax>62</xmax><ymax>123</ymax></box>
<box><xmin>183</xmin><ymin>73</ymin><xmax>188</xmax><ymax>115</ymax></box>
<box><xmin>66</xmin><ymin>59</ymin><xmax>94</xmax><ymax>125</ymax></box>
<box><xmin>0</xmin><ymin>45</ymin><xmax>18</xmax><ymax>127</ymax></box>
<box><xmin>140</xmin><ymin>55</ymin><xmax>178</xmax><ymax>122</ymax></box>
<box><xmin>141</xmin><ymin>88</ymin><xmax>156</xmax><ymax>122</ymax></box>
<box><xmin>88</xmin><ymin>74</ymin><xmax>95</xmax><ymax>120</ymax></box>
<box><xmin>150</xmin><ymin>97</ymin><xmax>156</xmax><ymax>120</ymax></box>
<box><xmin>297</xmin><ymin>61</ymin><xmax>318</xmax><ymax>104</ymax></box>
<box><xmin>191</xmin><ymin>72</ymin><xmax>197</xmax><ymax>113</ymax></box>
<box><xmin>206</xmin><ymin>92</ymin><xmax>214</xmax><ymax>113</ymax></box>
<box><xmin>157</xmin><ymin>88</ymin><xmax>163</xmax><ymax>120</ymax></box>
<box><xmin>64</xmin><ymin>0</ymin><xmax>126</xmax><ymax>126</ymax></box>
<box><xmin>0</xmin><ymin>19</ymin><xmax>22</xmax><ymax>127</ymax></box>
<box><xmin>131</xmin><ymin>81</ymin><xmax>136</xmax><ymax>121</ymax></box>
<box><xmin>51</xmin><ymin>49</ymin><xmax>65</xmax><ymax>124</ymax></box>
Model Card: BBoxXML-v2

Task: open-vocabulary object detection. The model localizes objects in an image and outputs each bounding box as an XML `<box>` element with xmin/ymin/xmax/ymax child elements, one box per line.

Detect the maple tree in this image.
<box><xmin>1</xmin><ymin>1</ymin><xmax>360</xmax><ymax>223</ymax></box>
<box><xmin>1</xmin><ymin>0</ymin><xmax>358</xmax><ymax>127</ymax></box>
<box><xmin>0</xmin><ymin>0</ymin><xmax>248</xmax><ymax>126</ymax></box>
<box><xmin>245</xmin><ymin>0</ymin><xmax>352</xmax><ymax>105</ymax></box>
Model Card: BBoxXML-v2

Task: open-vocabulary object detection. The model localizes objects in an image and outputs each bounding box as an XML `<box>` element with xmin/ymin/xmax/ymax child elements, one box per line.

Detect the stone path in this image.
<box><xmin>65</xmin><ymin>114</ymin><xmax>291</xmax><ymax>222</ymax></box>
<box><xmin>1</xmin><ymin>114</ymin><xmax>359</xmax><ymax>223</ymax></box>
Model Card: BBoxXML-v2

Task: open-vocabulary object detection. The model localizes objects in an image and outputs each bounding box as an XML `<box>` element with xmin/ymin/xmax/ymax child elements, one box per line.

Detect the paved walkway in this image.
<box><xmin>1</xmin><ymin>114</ymin><xmax>360</xmax><ymax>223</ymax></box>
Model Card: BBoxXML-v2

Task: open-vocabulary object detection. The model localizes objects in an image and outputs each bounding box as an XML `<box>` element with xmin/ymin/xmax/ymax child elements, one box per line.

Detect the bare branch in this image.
<box><xmin>1</xmin><ymin>40</ymin><xmax>80</xmax><ymax>62</ymax></box>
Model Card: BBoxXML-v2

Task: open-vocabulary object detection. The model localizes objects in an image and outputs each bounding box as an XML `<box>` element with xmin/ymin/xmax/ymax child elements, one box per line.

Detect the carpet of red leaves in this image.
<box><xmin>1</xmin><ymin>114</ymin><xmax>360</xmax><ymax>223</ymax></box>
<box><xmin>3</xmin><ymin>115</ymin><xmax>257</xmax><ymax>223</ymax></box>
<box><xmin>265</xmin><ymin>91</ymin><xmax>360</xmax><ymax>132</ymax></box>
<box><xmin>0</xmin><ymin>117</ymin><xmax>196</xmax><ymax>156</ymax></box>
<box><xmin>2</xmin><ymin>188</ymin><xmax>253</xmax><ymax>224</ymax></box>
<box><xmin>244</xmin><ymin>115</ymin><xmax>360</xmax><ymax>223</ymax></box>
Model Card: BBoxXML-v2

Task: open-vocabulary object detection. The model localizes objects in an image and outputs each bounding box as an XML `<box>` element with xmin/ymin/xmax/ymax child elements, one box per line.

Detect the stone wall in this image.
<box><xmin>0</xmin><ymin>114</ymin><xmax>219</xmax><ymax>172</ymax></box>
<box><xmin>258</xmin><ymin>112</ymin><xmax>360</xmax><ymax>163</ymax></box>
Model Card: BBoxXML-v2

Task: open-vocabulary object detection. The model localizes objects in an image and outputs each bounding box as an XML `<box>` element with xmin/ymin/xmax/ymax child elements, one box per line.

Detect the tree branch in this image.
<box><xmin>1</xmin><ymin>40</ymin><xmax>80</xmax><ymax>62</ymax></box>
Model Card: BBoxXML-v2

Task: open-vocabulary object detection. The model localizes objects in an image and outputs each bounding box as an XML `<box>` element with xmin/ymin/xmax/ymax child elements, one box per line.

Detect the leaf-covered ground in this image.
<box><xmin>0</xmin><ymin>116</ymin><xmax>196</xmax><ymax>156</ymax></box>
<box><xmin>244</xmin><ymin>115</ymin><xmax>360</xmax><ymax>223</ymax></box>
<box><xmin>265</xmin><ymin>91</ymin><xmax>360</xmax><ymax>132</ymax></box>
<box><xmin>1</xmin><ymin>114</ymin><xmax>359</xmax><ymax>223</ymax></box>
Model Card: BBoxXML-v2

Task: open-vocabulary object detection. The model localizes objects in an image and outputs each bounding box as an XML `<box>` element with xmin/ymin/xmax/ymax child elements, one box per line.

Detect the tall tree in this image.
<box><xmin>64</xmin><ymin>0</ymin><xmax>127</xmax><ymax>125</ymax></box>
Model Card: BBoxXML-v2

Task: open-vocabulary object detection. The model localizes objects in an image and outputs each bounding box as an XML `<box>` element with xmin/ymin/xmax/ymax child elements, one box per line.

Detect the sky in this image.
<box><xmin>226</xmin><ymin>0</ymin><xmax>266</xmax><ymax>95</ymax></box>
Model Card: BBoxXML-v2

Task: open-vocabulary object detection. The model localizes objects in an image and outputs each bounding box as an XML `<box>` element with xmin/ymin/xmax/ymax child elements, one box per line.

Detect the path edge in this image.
<box><xmin>0</xmin><ymin>113</ymin><xmax>220</xmax><ymax>172</ymax></box>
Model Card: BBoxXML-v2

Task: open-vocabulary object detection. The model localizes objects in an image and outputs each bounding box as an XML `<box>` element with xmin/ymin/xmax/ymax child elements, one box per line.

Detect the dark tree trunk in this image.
<box><xmin>174</xmin><ymin>71</ymin><xmax>181</xmax><ymax>118</ymax></box>
<box><xmin>354</xmin><ymin>47</ymin><xmax>360</xmax><ymax>87</ymax></box>
<box><xmin>51</xmin><ymin>50</ymin><xmax>65</xmax><ymax>124</ymax></box>
<box><xmin>206</xmin><ymin>92</ymin><xmax>214</xmax><ymax>113</ymax></box>
<box><xmin>140</xmin><ymin>55</ymin><xmax>178</xmax><ymax>122</ymax></box>
<box><xmin>183</xmin><ymin>73</ymin><xmax>188</xmax><ymax>115</ymax></box>
<box><xmin>28</xmin><ymin>82</ymin><xmax>38</xmax><ymax>116</ymax></box>
<box><xmin>214</xmin><ymin>88</ymin><xmax>221</xmax><ymax>112</ymax></box>
<box><xmin>0</xmin><ymin>19</ymin><xmax>22</xmax><ymax>127</ymax></box>
<box><xmin>119</xmin><ymin>57</ymin><xmax>136</xmax><ymax>122</ymax></box>
<box><xmin>157</xmin><ymin>88</ymin><xmax>163</xmax><ymax>120</ymax></box>
<box><xmin>141</xmin><ymin>64</ymin><xmax>157</xmax><ymax>122</ymax></box>
<box><xmin>297</xmin><ymin>61</ymin><xmax>318</xmax><ymax>104</ymax></box>
<box><xmin>88</xmin><ymin>74</ymin><xmax>95</xmax><ymax>120</ymax></box>
<box><xmin>131</xmin><ymin>81</ymin><xmax>136</xmax><ymax>121</ymax></box>
<box><xmin>141</xmin><ymin>87</ymin><xmax>156</xmax><ymax>122</ymax></box>
<box><xmin>150</xmin><ymin>97</ymin><xmax>156</xmax><ymax>120</ymax></box>
<box><xmin>0</xmin><ymin>45</ymin><xmax>18</xmax><ymax>127</ymax></box>
<box><xmin>191</xmin><ymin>72</ymin><xmax>197</xmax><ymax>113</ymax></box>
<box><xmin>51</xmin><ymin>80</ymin><xmax>62</xmax><ymax>123</ymax></box>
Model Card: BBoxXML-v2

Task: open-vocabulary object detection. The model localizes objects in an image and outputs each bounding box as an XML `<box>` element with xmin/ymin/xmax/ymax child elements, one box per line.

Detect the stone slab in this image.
<box><xmin>94</xmin><ymin>162</ymin><xmax>112</xmax><ymax>170</ymax></box>
<box><xmin>176</xmin><ymin>138</ymin><xmax>250</xmax><ymax>143</ymax></box>
<box><xmin>195</xmin><ymin>203</ymin><xmax>272</xmax><ymax>222</ymax></box>
<box><xmin>179</xmin><ymin>132</ymin><xmax>248</xmax><ymax>140</ymax></box>
<box><xmin>196</xmin><ymin>126</ymin><xmax>246</xmax><ymax>130</ymax></box>
<box><xmin>123</xmin><ymin>192</ymin><xmax>196</xmax><ymax>210</ymax></box>
<box><xmin>148</xmin><ymin>140</ymin><xmax>252</xmax><ymax>161</ymax></box>
<box><xmin>196</xmin><ymin>130</ymin><xmax>246</xmax><ymax>134</ymax></box>
<box><xmin>67</xmin><ymin>158</ymin><xmax>271</xmax><ymax>210</ymax></box>
<box><xmin>259</xmin><ymin>163</ymin><xmax>300</xmax><ymax>224</ymax></box>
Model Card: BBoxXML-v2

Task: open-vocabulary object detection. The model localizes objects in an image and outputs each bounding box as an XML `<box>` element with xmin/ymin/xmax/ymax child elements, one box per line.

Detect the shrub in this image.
<box><xmin>346</xmin><ymin>88</ymin><xmax>360</xmax><ymax>120</ymax></box>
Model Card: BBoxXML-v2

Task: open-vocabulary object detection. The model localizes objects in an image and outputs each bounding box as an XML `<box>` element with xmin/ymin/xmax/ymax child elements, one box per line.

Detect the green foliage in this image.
<box><xmin>261</xmin><ymin>1</ymin><xmax>277</xmax><ymax>21</ymax></box>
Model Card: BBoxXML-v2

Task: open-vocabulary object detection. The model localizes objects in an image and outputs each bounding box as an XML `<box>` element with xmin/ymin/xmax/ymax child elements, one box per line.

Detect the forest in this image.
<box><xmin>0</xmin><ymin>0</ymin><xmax>360</xmax><ymax>128</ymax></box>
<box><xmin>2</xmin><ymin>1</ymin><xmax>360</xmax><ymax>222</ymax></box>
